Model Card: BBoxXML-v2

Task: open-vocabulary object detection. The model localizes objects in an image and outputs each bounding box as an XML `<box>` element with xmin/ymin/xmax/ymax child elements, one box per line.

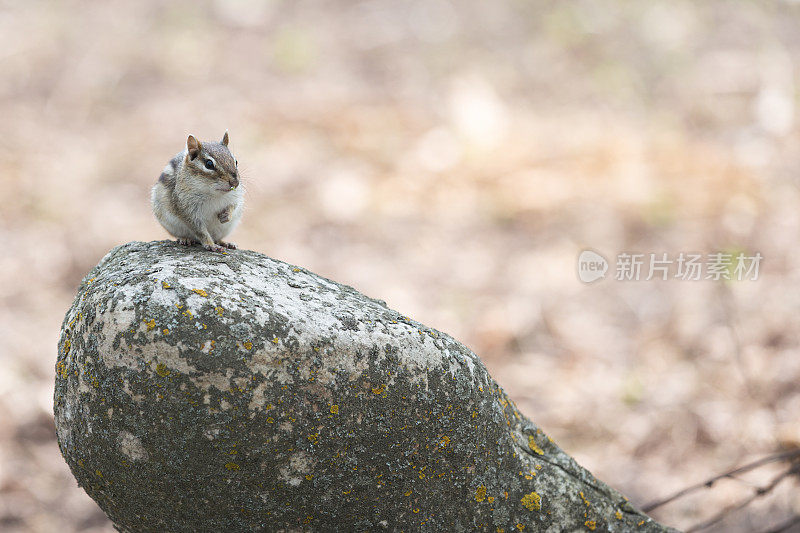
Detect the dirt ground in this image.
<box><xmin>1</xmin><ymin>1</ymin><xmax>799</xmax><ymax>531</ymax></box>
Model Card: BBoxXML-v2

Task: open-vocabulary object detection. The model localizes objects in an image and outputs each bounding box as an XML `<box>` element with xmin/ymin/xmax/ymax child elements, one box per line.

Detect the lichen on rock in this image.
<box><xmin>54</xmin><ymin>241</ymin><xmax>674</xmax><ymax>532</ymax></box>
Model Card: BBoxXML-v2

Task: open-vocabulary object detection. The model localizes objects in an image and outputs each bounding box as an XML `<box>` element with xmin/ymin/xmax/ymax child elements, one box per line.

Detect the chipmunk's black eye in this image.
<box><xmin>204</xmin><ymin>159</ymin><xmax>215</xmax><ymax>170</ymax></box>
<box><xmin>235</xmin><ymin>159</ymin><xmax>238</xmax><ymax>167</ymax></box>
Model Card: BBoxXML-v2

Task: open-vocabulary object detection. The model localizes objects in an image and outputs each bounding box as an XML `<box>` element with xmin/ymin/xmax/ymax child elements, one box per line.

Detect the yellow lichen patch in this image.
<box><xmin>161</xmin><ymin>281</ymin><xmax>171</xmax><ymax>289</ymax></box>
<box><xmin>56</xmin><ymin>361</ymin><xmax>69</xmax><ymax>379</ymax></box>
<box><xmin>155</xmin><ymin>363</ymin><xmax>170</xmax><ymax>377</ymax></box>
<box><xmin>372</xmin><ymin>384</ymin><xmax>386</xmax><ymax>395</ymax></box>
<box><xmin>330</xmin><ymin>405</ymin><xmax>339</xmax><ymax>414</ymax></box>
<box><xmin>404</xmin><ymin>490</ymin><xmax>413</xmax><ymax>496</ymax></box>
<box><xmin>439</xmin><ymin>435</ymin><xmax>451</xmax><ymax>447</ymax></box>
<box><xmin>516</xmin><ymin>524</ymin><xmax>524</xmax><ymax>531</ymax></box>
<box><xmin>521</xmin><ymin>492</ymin><xmax>541</xmax><ymax>511</ymax></box>
<box><xmin>182</xmin><ymin>309</ymin><xmax>193</xmax><ymax>318</ymax></box>
<box><xmin>192</xmin><ymin>289</ymin><xmax>208</xmax><ymax>297</ymax></box>
<box><xmin>579</xmin><ymin>491</ymin><xmax>590</xmax><ymax>507</ymax></box>
<box><xmin>225</xmin><ymin>462</ymin><xmax>240</xmax><ymax>471</ymax></box>
<box><xmin>162</xmin><ymin>328</ymin><xmax>170</xmax><ymax>335</ymax></box>
<box><xmin>271</xmin><ymin>337</ymin><xmax>279</xmax><ymax>344</ymax></box>
<box><xmin>266</xmin><ymin>417</ymin><xmax>274</xmax><ymax>424</ymax></box>
<box><xmin>215</xmin><ymin>306</ymin><xmax>224</xmax><ymax>316</ymax></box>
<box><xmin>584</xmin><ymin>520</ymin><xmax>596</xmax><ymax>530</ymax></box>
<box><xmin>62</xmin><ymin>339</ymin><xmax>72</xmax><ymax>355</ymax></box>
<box><xmin>305</xmin><ymin>474</ymin><xmax>313</xmax><ymax>481</ymax></box>
<box><xmin>475</xmin><ymin>485</ymin><xmax>487</xmax><ymax>502</ymax></box>
<box><xmin>528</xmin><ymin>435</ymin><xmax>544</xmax><ymax>455</ymax></box>
<box><xmin>292</xmin><ymin>268</ymin><xmax>301</xmax><ymax>272</ymax></box>
<box><xmin>144</xmin><ymin>319</ymin><xmax>156</xmax><ymax>331</ymax></box>
<box><xmin>243</xmin><ymin>342</ymin><xmax>253</xmax><ymax>350</ymax></box>
<box><xmin>487</xmin><ymin>496</ymin><xmax>495</xmax><ymax>503</ymax></box>
<box><xmin>307</xmin><ymin>433</ymin><xmax>319</xmax><ymax>444</ymax></box>
<box><xmin>615</xmin><ymin>511</ymin><xmax>623</xmax><ymax>520</ymax></box>
<box><xmin>412</xmin><ymin>508</ymin><xmax>420</xmax><ymax>514</ymax></box>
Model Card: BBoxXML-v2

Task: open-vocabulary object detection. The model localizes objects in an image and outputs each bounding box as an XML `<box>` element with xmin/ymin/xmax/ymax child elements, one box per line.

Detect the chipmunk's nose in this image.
<box><xmin>229</xmin><ymin>175</ymin><xmax>239</xmax><ymax>189</ymax></box>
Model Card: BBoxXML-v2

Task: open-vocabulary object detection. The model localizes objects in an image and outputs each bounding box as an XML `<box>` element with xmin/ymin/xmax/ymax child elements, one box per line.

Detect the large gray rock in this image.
<box><xmin>54</xmin><ymin>241</ymin><xmax>672</xmax><ymax>532</ymax></box>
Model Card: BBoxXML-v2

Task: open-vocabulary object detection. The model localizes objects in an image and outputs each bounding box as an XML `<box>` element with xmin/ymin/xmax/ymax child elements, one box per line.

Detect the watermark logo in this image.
<box><xmin>578</xmin><ymin>250</ymin><xmax>762</xmax><ymax>282</ymax></box>
<box><xmin>577</xmin><ymin>250</ymin><xmax>609</xmax><ymax>283</ymax></box>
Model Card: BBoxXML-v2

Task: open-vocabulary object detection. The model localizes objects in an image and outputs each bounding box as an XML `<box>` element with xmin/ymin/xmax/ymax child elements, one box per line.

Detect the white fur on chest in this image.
<box><xmin>198</xmin><ymin>188</ymin><xmax>245</xmax><ymax>241</ymax></box>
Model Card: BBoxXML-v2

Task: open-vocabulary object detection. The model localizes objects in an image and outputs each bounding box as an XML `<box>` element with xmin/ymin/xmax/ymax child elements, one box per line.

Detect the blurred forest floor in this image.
<box><xmin>1</xmin><ymin>1</ymin><xmax>800</xmax><ymax>531</ymax></box>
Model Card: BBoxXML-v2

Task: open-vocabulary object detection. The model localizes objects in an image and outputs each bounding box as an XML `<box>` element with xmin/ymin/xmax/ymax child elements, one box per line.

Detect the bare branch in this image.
<box><xmin>686</xmin><ymin>463</ymin><xmax>800</xmax><ymax>533</ymax></box>
<box><xmin>642</xmin><ymin>448</ymin><xmax>800</xmax><ymax>512</ymax></box>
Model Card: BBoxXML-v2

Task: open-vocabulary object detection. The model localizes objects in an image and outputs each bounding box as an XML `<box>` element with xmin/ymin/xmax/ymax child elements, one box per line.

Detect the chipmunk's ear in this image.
<box><xmin>187</xmin><ymin>135</ymin><xmax>202</xmax><ymax>160</ymax></box>
<box><xmin>221</xmin><ymin>131</ymin><xmax>229</xmax><ymax>147</ymax></box>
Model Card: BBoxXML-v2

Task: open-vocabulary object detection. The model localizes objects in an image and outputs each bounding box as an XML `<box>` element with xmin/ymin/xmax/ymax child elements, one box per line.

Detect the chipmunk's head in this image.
<box><xmin>184</xmin><ymin>132</ymin><xmax>239</xmax><ymax>193</ymax></box>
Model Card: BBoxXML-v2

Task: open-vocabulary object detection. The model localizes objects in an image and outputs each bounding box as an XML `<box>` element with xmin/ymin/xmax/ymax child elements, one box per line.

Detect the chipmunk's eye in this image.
<box><xmin>235</xmin><ymin>159</ymin><xmax>238</xmax><ymax>167</ymax></box>
<box><xmin>204</xmin><ymin>159</ymin><xmax>215</xmax><ymax>170</ymax></box>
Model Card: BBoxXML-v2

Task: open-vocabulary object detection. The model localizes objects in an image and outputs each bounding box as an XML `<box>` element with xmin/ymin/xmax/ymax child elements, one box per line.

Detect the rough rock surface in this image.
<box><xmin>54</xmin><ymin>241</ymin><xmax>673</xmax><ymax>532</ymax></box>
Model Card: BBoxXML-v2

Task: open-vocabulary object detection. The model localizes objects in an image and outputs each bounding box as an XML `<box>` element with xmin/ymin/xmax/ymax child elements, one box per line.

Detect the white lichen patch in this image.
<box><xmin>119</xmin><ymin>378</ymin><xmax>146</xmax><ymax>402</ymax></box>
<box><xmin>247</xmin><ymin>350</ymin><xmax>295</xmax><ymax>387</ymax></box>
<box><xmin>117</xmin><ymin>430</ymin><xmax>149</xmax><ymax>461</ymax></box>
<box><xmin>147</xmin><ymin>282</ymin><xmax>181</xmax><ymax>309</ymax></box>
<box><xmin>247</xmin><ymin>381</ymin><xmax>272</xmax><ymax>412</ymax></box>
<box><xmin>278</xmin><ymin>450</ymin><xmax>316</xmax><ymax>487</ymax></box>
<box><xmin>203</xmin><ymin>427</ymin><xmax>221</xmax><ymax>440</ymax></box>
<box><xmin>191</xmin><ymin>370</ymin><xmax>235</xmax><ymax>394</ymax></box>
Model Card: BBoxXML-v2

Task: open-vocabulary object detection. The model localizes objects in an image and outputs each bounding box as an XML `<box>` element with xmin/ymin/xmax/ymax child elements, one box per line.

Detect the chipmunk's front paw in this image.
<box><xmin>177</xmin><ymin>238</ymin><xmax>199</xmax><ymax>246</ymax></box>
<box><xmin>217</xmin><ymin>211</ymin><xmax>231</xmax><ymax>223</ymax></box>
<box><xmin>203</xmin><ymin>243</ymin><xmax>227</xmax><ymax>253</ymax></box>
<box><xmin>218</xmin><ymin>241</ymin><xmax>237</xmax><ymax>250</ymax></box>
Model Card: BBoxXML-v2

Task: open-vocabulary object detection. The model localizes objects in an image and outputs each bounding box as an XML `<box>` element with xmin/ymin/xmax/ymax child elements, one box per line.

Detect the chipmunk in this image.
<box><xmin>151</xmin><ymin>132</ymin><xmax>244</xmax><ymax>252</ymax></box>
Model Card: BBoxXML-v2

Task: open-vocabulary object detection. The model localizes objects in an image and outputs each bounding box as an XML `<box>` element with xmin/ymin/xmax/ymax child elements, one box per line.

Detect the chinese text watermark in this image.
<box><xmin>578</xmin><ymin>251</ymin><xmax>762</xmax><ymax>283</ymax></box>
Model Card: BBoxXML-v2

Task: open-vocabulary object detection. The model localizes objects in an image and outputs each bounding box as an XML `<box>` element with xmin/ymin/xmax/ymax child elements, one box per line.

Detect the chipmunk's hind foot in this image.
<box><xmin>177</xmin><ymin>238</ymin><xmax>200</xmax><ymax>246</ymax></box>
<box><xmin>218</xmin><ymin>241</ymin><xmax>237</xmax><ymax>250</ymax></box>
<box><xmin>203</xmin><ymin>243</ymin><xmax>228</xmax><ymax>253</ymax></box>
